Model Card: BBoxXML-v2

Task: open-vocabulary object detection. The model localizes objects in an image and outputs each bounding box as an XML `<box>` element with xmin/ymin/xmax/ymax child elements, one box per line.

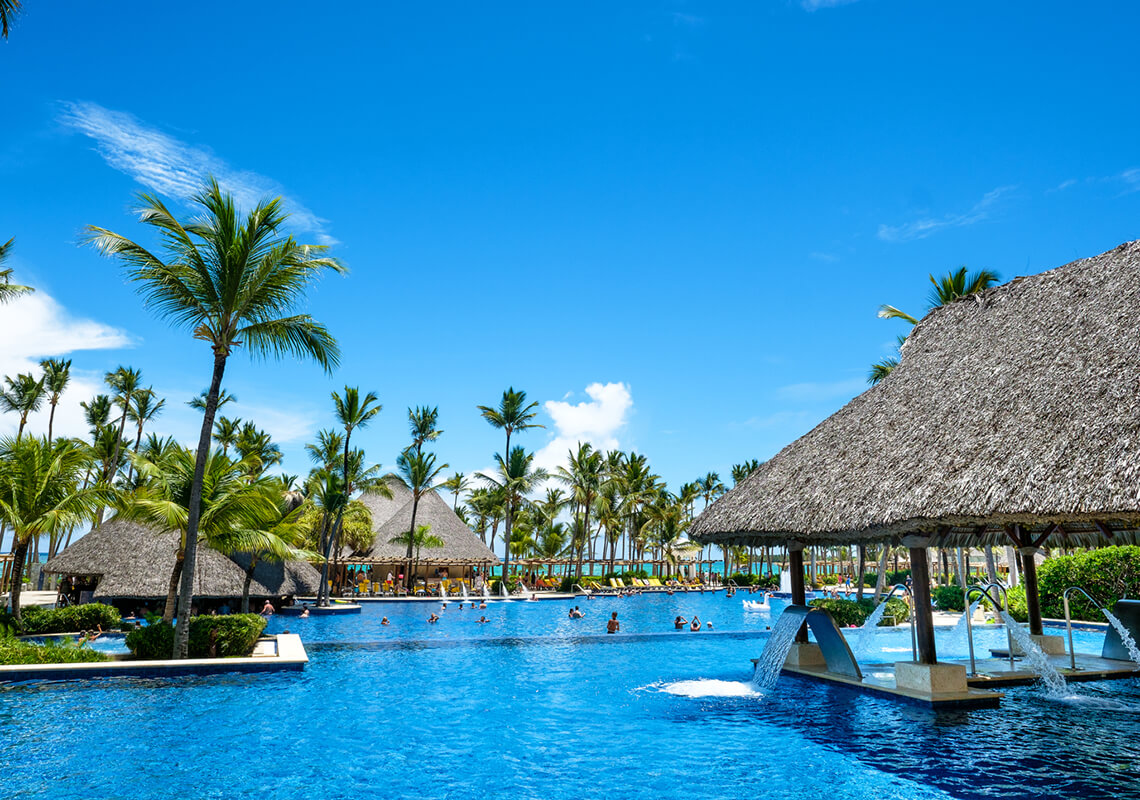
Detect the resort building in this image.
<box><xmin>43</xmin><ymin>518</ymin><xmax>321</xmax><ymax>614</ymax></box>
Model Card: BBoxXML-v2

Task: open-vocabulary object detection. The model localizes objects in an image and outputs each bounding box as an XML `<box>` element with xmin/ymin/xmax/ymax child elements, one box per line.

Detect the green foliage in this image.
<box><xmin>932</xmin><ymin>585</ymin><xmax>967</xmax><ymax>611</ymax></box>
<box><xmin>559</xmin><ymin>576</ymin><xmax>604</xmax><ymax>593</ymax></box>
<box><xmin>864</xmin><ymin>570</ymin><xmax>912</xmax><ymax>588</ymax></box>
<box><xmin>187</xmin><ymin>614</ymin><xmax>267</xmax><ymax>657</ymax></box>
<box><xmin>19</xmin><ymin>603</ymin><xmax>121</xmax><ymax>635</ymax></box>
<box><xmin>815</xmin><ymin>574</ymin><xmax>840</xmax><ymax>586</ymax></box>
<box><xmin>126</xmin><ymin>614</ymin><xmax>267</xmax><ymax>659</ymax></box>
<box><xmin>727</xmin><ymin>572</ymin><xmax>779</xmax><ymax>589</ymax></box>
<box><xmin>0</xmin><ymin>636</ymin><xmax>110</xmax><ymax>665</ymax></box>
<box><xmin>1005</xmin><ymin>584</ymin><xmax>1028</xmax><ymax>623</ymax></box>
<box><xmin>1035</xmin><ymin>547</ymin><xmax>1140</xmax><ymax>621</ymax></box>
<box><xmin>808</xmin><ymin>598</ymin><xmax>867</xmax><ymax>626</ymax></box>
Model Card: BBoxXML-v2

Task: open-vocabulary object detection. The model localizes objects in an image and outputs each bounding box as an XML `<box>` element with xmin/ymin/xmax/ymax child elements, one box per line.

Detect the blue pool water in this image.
<box><xmin>2</xmin><ymin>594</ymin><xmax>1139</xmax><ymax>800</ymax></box>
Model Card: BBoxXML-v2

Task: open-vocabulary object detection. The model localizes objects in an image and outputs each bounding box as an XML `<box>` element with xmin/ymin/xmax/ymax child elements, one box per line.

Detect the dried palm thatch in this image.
<box><xmin>357</xmin><ymin>474</ymin><xmax>413</xmax><ymax>529</ymax></box>
<box><xmin>692</xmin><ymin>241</ymin><xmax>1140</xmax><ymax>549</ymax></box>
<box><xmin>44</xmin><ymin>518</ymin><xmax>321</xmax><ymax>599</ymax></box>
<box><xmin>350</xmin><ymin>490</ymin><xmax>500</xmax><ymax>565</ymax></box>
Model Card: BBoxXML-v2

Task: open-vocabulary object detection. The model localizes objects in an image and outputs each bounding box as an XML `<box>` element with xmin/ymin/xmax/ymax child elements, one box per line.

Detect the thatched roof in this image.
<box><xmin>349</xmin><ymin>489</ymin><xmax>500</xmax><ymax>564</ymax></box>
<box><xmin>357</xmin><ymin>475</ymin><xmax>413</xmax><ymax>528</ymax></box>
<box><xmin>44</xmin><ymin>518</ymin><xmax>321</xmax><ymax>600</ymax></box>
<box><xmin>692</xmin><ymin>240</ymin><xmax>1140</xmax><ymax>549</ymax></box>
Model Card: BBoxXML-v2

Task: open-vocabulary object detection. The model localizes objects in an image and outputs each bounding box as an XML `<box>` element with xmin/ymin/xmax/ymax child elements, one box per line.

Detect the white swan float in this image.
<box><xmin>742</xmin><ymin>594</ymin><xmax>771</xmax><ymax>611</ymax></box>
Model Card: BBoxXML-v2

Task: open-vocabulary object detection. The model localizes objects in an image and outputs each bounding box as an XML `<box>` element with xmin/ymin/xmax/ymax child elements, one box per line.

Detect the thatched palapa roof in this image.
<box><xmin>44</xmin><ymin>518</ymin><xmax>321</xmax><ymax>600</ymax></box>
<box><xmin>350</xmin><ymin>486</ymin><xmax>500</xmax><ymax>565</ymax></box>
<box><xmin>691</xmin><ymin>241</ymin><xmax>1140</xmax><ymax>549</ymax></box>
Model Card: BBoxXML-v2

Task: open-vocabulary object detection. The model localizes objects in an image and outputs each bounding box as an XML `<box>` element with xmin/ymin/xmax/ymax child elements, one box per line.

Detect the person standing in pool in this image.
<box><xmin>674</xmin><ymin>616</ymin><xmax>688</xmax><ymax>630</ymax></box>
<box><xmin>260</xmin><ymin>600</ymin><xmax>275</xmax><ymax>617</ymax></box>
<box><xmin>607</xmin><ymin>612</ymin><xmax>620</xmax><ymax>634</ymax></box>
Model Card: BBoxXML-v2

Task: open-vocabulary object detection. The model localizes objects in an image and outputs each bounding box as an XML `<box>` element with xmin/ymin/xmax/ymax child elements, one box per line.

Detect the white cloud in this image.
<box><xmin>59</xmin><ymin>101</ymin><xmax>338</xmax><ymax>246</ymax></box>
<box><xmin>151</xmin><ymin>394</ymin><xmax>321</xmax><ymax>452</ymax></box>
<box><xmin>533</xmin><ymin>382</ymin><xmax>634</xmax><ymax>475</ymax></box>
<box><xmin>0</xmin><ymin>292</ymin><xmax>133</xmax><ymax>440</ymax></box>
<box><xmin>877</xmin><ymin>186</ymin><xmax>1015</xmax><ymax>243</ymax></box>
<box><xmin>1120</xmin><ymin>168</ymin><xmax>1140</xmax><ymax>191</ymax></box>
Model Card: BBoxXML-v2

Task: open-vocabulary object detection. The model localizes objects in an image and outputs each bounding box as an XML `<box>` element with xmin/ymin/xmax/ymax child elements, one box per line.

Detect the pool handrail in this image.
<box><xmin>1061</xmin><ymin>586</ymin><xmax>1104</xmax><ymax>671</ymax></box>
<box><xmin>571</xmin><ymin>583</ymin><xmax>591</xmax><ymax>596</ymax></box>
<box><xmin>963</xmin><ymin>583</ymin><xmax>1013</xmax><ymax>675</ymax></box>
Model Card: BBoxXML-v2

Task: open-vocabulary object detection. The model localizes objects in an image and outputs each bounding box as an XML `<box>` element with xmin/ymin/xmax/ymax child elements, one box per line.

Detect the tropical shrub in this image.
<box><xmin>0</xmin><ymin>636</ymin><xmax>110</xmax><ymax>665</ymax></box>
<box><xmin>728</xmin><ymin>572</ymin><xmax>780</xmax><ymax>589</ymax></box>
<box><xmin>19</xmin><ymin>603</ymin><xmax>121</xmax><ymax>635</ymax></box>
<box><xmin>188</xmin><ymin>615</ymin><xmax>266</xmax><ymax>658</ymax></box>
<box><xmin>932</xmin><ymin>585</ymin><xmax>967</xmax><ymax>612</ymax></box>
<box><xmin>815</xmin><ymin>574</ymin><xmax>840</xmax><ymax>587</ymax></box>
<box><xmin>1035</xmin><ymin>547</ymin><xmax>1140</xmax><ymax>621</ymax></box>
<box><xmin>808</xmin><ymin>598</ymin><xmax>866</xmax><ymax>626</ymax></box>
<box><xmin>559</xmin><ymin>576</ymin><xmax>604</xmax><ymax>593</ymax></box>
<box><xmin>126</xmin><ymin>614</ymin><xmax>267</xmax><ymax>659</ymax></box>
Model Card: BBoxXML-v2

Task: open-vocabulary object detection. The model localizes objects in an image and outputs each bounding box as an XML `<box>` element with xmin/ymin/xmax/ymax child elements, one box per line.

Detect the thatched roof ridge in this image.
<box><xmin>691</xmin><ymin>241</ymin><xmax>1140</xmax><ymax>547</ymax></box>
<box><xmin>357</xmin><ymin>475</ymin><xmax>413</xmax><ymax>528</ymax></box>
<box><xmin>351</xmin><ymin>490</ymin><xmax>500</xmax><ymax>564</ymax></box>
<box><xmin>44</xmin><ymin>518</ymin><xmax>321</xmax><ymax>600</ymax></box>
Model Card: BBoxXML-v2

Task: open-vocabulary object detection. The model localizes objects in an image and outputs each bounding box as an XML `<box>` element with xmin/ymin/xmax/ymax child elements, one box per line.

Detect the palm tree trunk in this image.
<box><xmin>856</xmin><ymin>545</ymin><xmax>866</xmax><ymax>601</ymax></box>
<box><xmin>47</xmin><ymin>400</ymin><xmax>58</xmax><ymax>445</ymax></box>
<box><xmin>241</xmin><ymin>553</ymin><xmax>259</xmax><ymax>613</ymax></box>
<box><xmin>405</xmin><ymin>494</ymin><xmax>421</xmax><ymax>590</ymax></box>
<box><xmin>7</xmin><ymin>536</ymin><xmax>29</xmax><ymax>620</ymax></box>
<box><xmin>163</xmin><ymin>550</ymin><xmax>184</xmax><ymax>623</ymax></box>
<box><xmin>174</xmin><ymin>351</ymin><xmax>227</xmax><ymax>658</ymax></box>
<box><xmin>873</xmin><ymin>545</ymin><xmax>889</xmax><ymax>603</ymax></box>
<box><xmin>316</xmin><ymin>512</ymin><xmax>334</xmax><ymax>605</ymax></box>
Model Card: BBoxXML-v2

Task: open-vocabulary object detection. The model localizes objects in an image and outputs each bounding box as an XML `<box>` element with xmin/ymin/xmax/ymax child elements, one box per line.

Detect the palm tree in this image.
<box><xmin>0</xmin><ymin>436</ymin><xmax>108</xmax><ymax>619</ymax></box>
<box><xmin>407</xmin><ymin>405</ymin><xmax>442</xmax><ymax>457</ymax></box>
<box><xmin>0</xmin><ymin>1</ymin><xmax>22</xmax><ymax>39</ymax></box>
<box><xmin>305</xmin><ymin>428</ymin><xmax>344</xmax><ymax>471</ymax></box>
<box><xmin>86</xmin><ymin>176</ymin><xmax>345</xmax><ymax>658</ymax></box>
<box><xmin>188</xmin><ymin>388</ymin><xmax>237</xmax><ymax>412</ymax></box>
<box><xmin>0</xmin><ymin>238</ymin><xmax>33</xmax><ymax>304</ymax></box>
<box><xmin>871</xmin><ymin>266</ymin><xmax>1001</xmax><ymax>384</ymax></box>
<box><xmin>0</xmin><ymin>373</ymin><xmax>45</xmax><ymax>440</ymax></box>
<box><xmin>644</xmin><ymin>497</ymin><xmax>699</xmax><ymax>577</ymax></box>
<box><xmin>482</xmin><ymin>446</ymin><xmax>548</xmax><ymax>580</ymax></box>
<box><xmin>235</xmin><ymin>483</ymin><xmax>313</xmax><ymax>613</ymax></box>
<box><xmin>39</xmin><ymin>359</ymin><xmax>71</xmax><ymax>445</ymax></box>
<box><xmin>556</xmin><ymin>442</ymin><xmax>604</xmax><ymax>577</ymax></box>
<box><xmin>123</xmin><ymin>447</ymin><xmax>299</xmax><ymax>625</ymax></box>
<box><xmin>477</xmin><ymin>388</ymin><xmax>543</xmax><ymax>574</ymax></box>
<box><xmin>234</xmin><ymin>423</ymin><xmax>283</xmax><ymax>479</ymax></box>
<box><xmin>730</xmin><ymin>459</ymin><xmax>761</xmax><ymax>486</ymax></box>
<box><xmin>105</xmin><ymin>366</ymin><xmax>145</xmax><ymax>474</ymax></box>
<box><xmin>388</xmin><ymin>524</ymin><xmax>443</xmax><ymax>583</ymax></box>
<box><xmin>212</xmin><ymin>416</ymin><xmax>242</xmax><ymax>456</ymax></box>
<box><xmin>126</xmin><ymin>389</ymin><xmax>165</xmax><ymax>468</ymax></box>
<box><xmin>396</xmin><ymin>448</ymin><xmax>449</xmax><ymax>589</ymax></box>
<box><xmin>441</xmin><ymin>472</ymin><xmax>469</xmax><ymax>512</ymax></box>
<box><xmin>324</xmin><ymin>387</ymin><xmax>382</xmax><ymax>604</ymax></box>
<box><xmin>80</xmin><ymin>394</ymin><xmax>112</xmax><ymax>435</ymax></box>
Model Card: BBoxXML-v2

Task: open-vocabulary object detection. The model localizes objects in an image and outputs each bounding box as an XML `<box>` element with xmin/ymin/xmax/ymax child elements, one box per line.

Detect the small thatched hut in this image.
<box><xmin>44</xmin><ymin>518</ymin><xmax>321</xmax><ymax>611</ymax></box>
<box><xmin>346</xmin><ymin>478</ymin><xmax>499</xmax><ymax>581</ymax></box>
<box><xmin>692</xmin><ymin>240</ymin><xmax>1140</xmax><ymax>666</ymax></box>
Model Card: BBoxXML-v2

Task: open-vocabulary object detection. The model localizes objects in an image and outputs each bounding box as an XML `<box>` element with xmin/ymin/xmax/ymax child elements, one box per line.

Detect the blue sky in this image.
<box><xmin>2</xmin><ymin>1</ymin><xmax>1139</xmax><ymax>531</ymax></box>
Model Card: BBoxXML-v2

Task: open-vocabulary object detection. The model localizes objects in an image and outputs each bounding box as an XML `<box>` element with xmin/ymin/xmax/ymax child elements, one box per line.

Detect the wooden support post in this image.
<box><xmin>906</xmin><ymin>542</ymin><xmax>938</xmax><ymax>665</ymax></box>
<box><xmin>1019</xmin><ymin>546</ymin><xmax>1044</xmax><ymax>636</ymax></box>
<box><xmin>789</xmin><ymin>545</ymin><xmax>808</xmax><ymax>643</ymax></box>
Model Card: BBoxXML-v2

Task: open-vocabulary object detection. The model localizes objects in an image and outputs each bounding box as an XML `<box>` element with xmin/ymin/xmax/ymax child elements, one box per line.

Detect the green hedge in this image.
<box><xmin>1033</xmin><ymin>547</ymin><xmax>1140</xmax><ymax>621</ymax></box>
<box><xmin>126</xmin><ymin>614</ymin><xmax>267</xmax><ymax>660</ymax></box>
<box><xmin>0</xmin><ymin>636</ymin><xmax>110</xmax><ymax>665</ymax></box>
<box><xmin>559</xmin><ymin>576</ymin><xmax>604</xmax><ymax>593</ymax></box>
<box><xmin>808</xmin><ymin>597</ymin><xmax>911</xmax><ymax>627</ymax></box>
<box><xmin>863</xmin><ymin>570</ymin><xmax>912</xmax><ymax>588</ymax></box>
<box><xmin>19</xmin><ymin>604</ymin><xmax>121</xmax><ymax>635</ymax></box>
<box><xmin>932</xmin><ymin>585</ymin><xmax>967</xmax><ymax>611</ymax></box>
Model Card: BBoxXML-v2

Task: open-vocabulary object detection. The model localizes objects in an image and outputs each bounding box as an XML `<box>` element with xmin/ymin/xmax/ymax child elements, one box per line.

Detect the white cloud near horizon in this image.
<box><xmin>877</xmin><ymin>186</ymin><xmax>1015</xmax><ymax>243</ymax></box>
<box><xmin>533</xmin><ymin>382</ymin><xmax>634</xmax><ymax>475</ymax></box>
<box><xmin>0</xmin><ymin>291</ymin><xmax>133</xmax><ymax>440</ymax></box>
<box><xmin>58</xmin><ymin>101</ymin><xmax>338</xmax><ymax>246</ymax></box>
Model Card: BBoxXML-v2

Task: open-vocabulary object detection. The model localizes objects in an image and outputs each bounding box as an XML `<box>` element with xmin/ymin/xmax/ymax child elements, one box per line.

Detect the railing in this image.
<box><xmin>571</xmin><ymin>584</ymin><xmax>591</xmax><ymax>595</ymax></box>
<box><xmin>1062</xmin><ymin>586</ymin><xmax>1103</xmax><ymax>671</ymax></box>
<box><xmin>963</xmin><ymin>583</ymin><xmax>1013</xmax><ymax>676</ymax></box>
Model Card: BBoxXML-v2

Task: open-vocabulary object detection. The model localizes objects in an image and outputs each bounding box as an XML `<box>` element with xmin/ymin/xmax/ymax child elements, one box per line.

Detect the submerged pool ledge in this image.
<box><xmin>0</xmin><ymin>634</ymin><xmax>308</xmax><ymax>684</ymax></box>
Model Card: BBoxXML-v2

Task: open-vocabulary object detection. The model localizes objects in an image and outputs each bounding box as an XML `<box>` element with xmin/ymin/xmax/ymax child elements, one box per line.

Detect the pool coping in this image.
<box><xmin>0</xmin><ymin>634</ymin><xmax>308</xmax><ymax>684</ymax></box>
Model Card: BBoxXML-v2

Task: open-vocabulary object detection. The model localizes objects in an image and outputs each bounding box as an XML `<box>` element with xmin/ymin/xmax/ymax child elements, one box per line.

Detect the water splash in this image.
<box><xmin>751</xmin><ymin>611</ymin><xmax>802</xmax><ymax>692</ymax></box>
<box><xmin>1103</xmin><ymin>609</ymin><xmax>1140</xmax><ymax>667</ymax></box>
<box><xmin>461</xmin><ymin>584</ymin><xmax>469</xmax><ymax>600</ymax></box>
<box><xmin>438</xmin><ymin>583</ymin><xmax>447</xmax><ymax>599</ymax></box>
<box><xmin>996</xmin><ymin>609</ymin><xmax>1069</xmax><ymax>697</ymax></box>
<box><xmin>943</xmin><ymin>600</ymin><xmax>981</xmax><ymax>653</ymax></box>
<box><xmin>851</xmin><ymin>598</ymin><xmax>892</xmax><ymax>659</ymax></box>
<box><xmin>653</xmin><ymin>679</ymin><xmax>758</xmax><ymax>698</ymax></box>
<box><xmin>500</xmin><ymin>582</ymin><xmax>509</xmax><ymax>598</ymax></box>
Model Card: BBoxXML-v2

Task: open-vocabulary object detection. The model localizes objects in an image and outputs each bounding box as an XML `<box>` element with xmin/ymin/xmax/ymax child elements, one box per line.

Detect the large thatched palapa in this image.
<box><xmin>44</xmin><ymin>518</ymin><xmax>321</xmax><ymax>603</ymax></box>
<box><xmin>348</xmin><ymin>478</ymin><xmax>499</xmax><ymax>574</ymax></box>
<box><xmin>691</xmin><ymin>240</ymin><xmax>1140</xmax><ymax>661</ymax></box>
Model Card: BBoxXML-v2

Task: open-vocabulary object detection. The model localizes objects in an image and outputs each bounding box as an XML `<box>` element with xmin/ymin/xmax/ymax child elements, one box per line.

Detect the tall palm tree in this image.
<box><xmin>0</xmin><ymin>1</ymin><xmax>22</xmax><ymax>39</ymax></box>
<box><xmin>80</xmin><ymin>394</ymin><xmax>112</xmax><ymax>435</ymax></box>
<box><xmin>477</xmin><ymin>388</ymin><xmax>542</xmax><ymax>573</ymax></box>
<box><xmin>0</xmin><ymin>436</ymin><xmax>108</xmax><ymax>619</ymax></box>
<box><xmin>188</xmin><ymin>388</ymin><xmax>237</xmax><ymax>412</ymax></box>
<box><xmin>644</xmin><ymin>496</ymin><xmax>699</xmax><ymax>577</ymax></box>
<box><xmin>871</xmin><ymin>266</ymin><xmax>1001</xmax><ymax>384</ymax></box>
<box><xmin>388</xmin><ymin>524</ymin><xmax>444</xmax><ymax>583</ymax></box>
<box><xmin>396</xmin><ymin>448</ymin><xmax>449</xmax><ymax>589</ymax></box>
<box><xmin>441</xmin><ymin>472</ymin><xmax>469</xmax><ymax>512</ymax></box>
<box><xmin>105</xmin><ymin>366</ymin><xmax>144</xmax><ymax>471</ymax></box>
<box><xmin>408</xmin><ymin>406</ymin><xmax>442</xmax><ymax>454</ymax></box>
<box><xmin>127</xmin><ymin>389</ymin><xmax>165</xmax><ymax>455</ymax></box>
<box><xmin>324</xmin><ymin>387</ymin><xmax>382</xmax><ymax>604</ymax></box>
<box><xmin>86</xmin><ymin>177</ymin><xmax>345</xmax><ymax>658</ymax></box>
<box><xmin>730</xmin><ymin>459</ymin><xmax>761</xmax><ymax>486</ymax></box>
<box><xmin>212</xmin><ymin>416</ymin><xmax>242</xmax><ymax>456</ymax></box>
<box><xmin>0</xmin><ymin>373</ymin><xmax>45</xmax><ymax>440</ymax></box>
<box><xmin>0</xmin><ymin>238</ymin><xmax>33</xmax><ymax>305</ymax></box>
<box><xmin>305</xmin><ymin>428</ymin><xmax>344</xmax><ymax>471</ymax></box>
<box><xmin>556</xmin><ymin>442</ymin><xmax>604</xmax><ymax>577</ymax></box>
<box><xmin>234</xmin><ymin>423</ymin><xmax>283</xmax><ymax>479</ymax></box>
<box><xmin>39</xmin><ymin>359</ymin><xmax>71</xmax><ymax>445</ymax></box>
<box><xmin>482</xmin><ymin>446</ymin><xmax>548</xmax><ymax>580</ymax></box>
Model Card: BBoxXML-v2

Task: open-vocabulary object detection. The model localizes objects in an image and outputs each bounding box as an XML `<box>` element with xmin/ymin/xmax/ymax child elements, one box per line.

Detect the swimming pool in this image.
<box><xmin>2</xmin><ymin>594</ymin><xmax>1137</xmax><ymax>800</ymax></box>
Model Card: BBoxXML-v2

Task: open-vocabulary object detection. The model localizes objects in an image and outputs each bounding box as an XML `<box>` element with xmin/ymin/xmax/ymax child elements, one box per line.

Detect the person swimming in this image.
<box><xmin>299</xmin><ymin>607</ymin><xmax>310</xmax><ymax>619</ymax></box>
<box><xmin>381</xmin><ymin>617</ymin><xmax>391</xmax><ymax>625</ymax></box>
<box><xmin>428</xmin><ymin>613</ymin><xmax>440</xmax><ymax>623</ymax></box>
<box><xmin>477</xmin><ymin>616</ymin><xmax>489</xmax><ymax>624</ymax></box>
